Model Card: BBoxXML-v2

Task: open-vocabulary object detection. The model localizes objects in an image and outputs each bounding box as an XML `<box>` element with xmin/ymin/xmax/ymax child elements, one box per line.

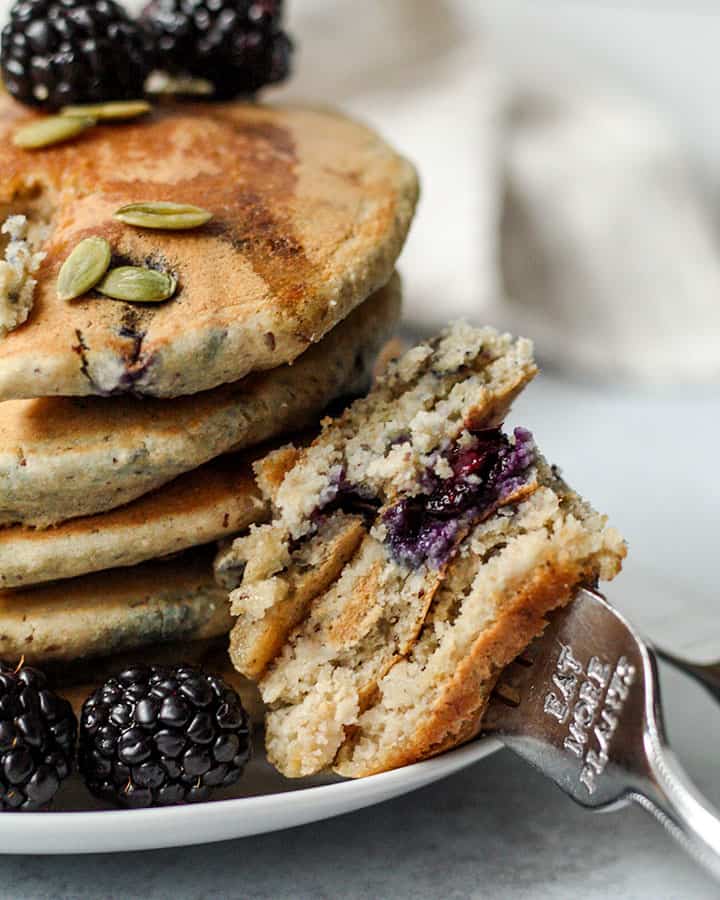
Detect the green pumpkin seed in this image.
<box><xmin>96</xmin><ymin>266</ymin><xmax>177</xmax><ymax>303</ymax></box>
<box><xmin>60</xmin><ymin>100</ymin><xmax>151</xmax><ymax>121</ymax></box>
<box><xmin>12</xmin><ymin>115</ymin><xmax>96</xmax><ymax>150</ymax></box>
<box><xmin>145</xmin><ymin>72</ymin><xmax>214</xmax><ymax>96</ymax></box>
<box><xmin>57</xmin><ymin>236</ymin><xmax>112</xmax><ymax>301</ymax></box>
<box><xmin>114</xmin><ymin>201</ymin><xmax>213</xmax><ymax>231</ymax></box>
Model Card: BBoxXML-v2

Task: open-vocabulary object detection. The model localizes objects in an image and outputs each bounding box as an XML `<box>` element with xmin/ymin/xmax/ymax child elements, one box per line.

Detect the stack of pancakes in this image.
<box><xmin>0</xmin><ymin>96</ymin><xmax>418</xmax><ymax>678</ymax></box>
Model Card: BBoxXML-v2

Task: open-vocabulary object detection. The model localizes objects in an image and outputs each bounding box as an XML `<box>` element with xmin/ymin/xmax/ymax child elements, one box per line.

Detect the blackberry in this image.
<box><xmin>141</xmin><ymin>0</ymin><xmax>292</xmax><ymax>99</ymax></box>
<box><xmin>79</xmin><ymin>664</ymin><xmax>251</xmax><ymax>808</ymax></box>
<box><xmin>1</xmin><ymin>0</ymin><xmax>153</xmax><ymax>110</ymax></box>
<box><xmin>0</xmin><ymin>661</ymin><xmax>77</xmax><ymax>811</ymax></box>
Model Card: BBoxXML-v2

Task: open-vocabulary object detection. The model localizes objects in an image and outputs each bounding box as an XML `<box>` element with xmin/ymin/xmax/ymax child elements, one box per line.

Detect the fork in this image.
<box><xmin>483</xmin><ymin>586</ymin><xmax>720</xmax><ymax>880</ymax></box>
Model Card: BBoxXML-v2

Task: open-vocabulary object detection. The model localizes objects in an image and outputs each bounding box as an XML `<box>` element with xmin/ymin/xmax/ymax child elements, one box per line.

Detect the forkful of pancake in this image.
<box><xmin>217</xmin><ymin>324</ymin><xmax>720</xmax><ymax>877</ymax></box>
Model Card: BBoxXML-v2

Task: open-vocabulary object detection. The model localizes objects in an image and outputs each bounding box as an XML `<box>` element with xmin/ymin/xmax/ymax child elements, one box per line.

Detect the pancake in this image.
<box><xmin>0</xmin><ymin>454</ymin><xmax>267</xmax><ymax>590</ymax></box>
<box><xmin>334</xmin><ymin>464</ymin><xmax>624</xmax><ymax>778</ymax></box>
<box><xmin>218</xmin><ymin>327</ymin><xmax>624</xmax><ymax>778</ymax></box>
<box><xmin>0</xmin><ymin>96</ymin><xmax>418</xmax><ymax>400</ymax></box>
<box><xmin>0</xmin><ymin>278</ymin><xmax>400</xmax><ymax>527</ymax></box>
<box><xmin>219</xmin><ymin>322</ymin><xmax>538</xmax><ymax>682</ymax></box>
<box><xmin>0</xmin><ymin>549</ymin><xmax>232</xmax><ymax>665</ymax></box>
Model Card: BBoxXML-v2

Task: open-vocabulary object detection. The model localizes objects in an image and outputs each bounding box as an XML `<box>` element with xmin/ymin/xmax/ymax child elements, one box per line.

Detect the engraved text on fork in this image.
<box><xmin>543</xmin><ymin>644</ymin><xmax>637</xmax><ymax>795</ymax></box>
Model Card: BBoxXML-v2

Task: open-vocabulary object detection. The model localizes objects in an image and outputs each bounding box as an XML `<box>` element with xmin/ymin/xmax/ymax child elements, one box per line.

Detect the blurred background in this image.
<box><xmin>272</xmin><ymin>0</ymin><xmax>720</xmax><ymax>384</ymax></box>
<box><xmin>1</xmin><ymin>0</ymin><xmax>718</xmax><ymax>645</ymax></box>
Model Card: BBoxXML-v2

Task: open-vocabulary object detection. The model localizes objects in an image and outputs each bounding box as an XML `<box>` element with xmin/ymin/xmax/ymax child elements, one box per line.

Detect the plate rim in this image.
<box><xmin>0</xmin><ymin>737</ymin><xmax>501</xmax><ymax>855</ymax></box>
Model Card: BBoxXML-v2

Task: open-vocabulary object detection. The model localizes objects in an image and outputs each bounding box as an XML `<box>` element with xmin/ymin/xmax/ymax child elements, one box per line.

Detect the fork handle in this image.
<box><xmin>631</xmin><ymin>739</ymin><xmax>720</xmax><ymax>880</ymax></box>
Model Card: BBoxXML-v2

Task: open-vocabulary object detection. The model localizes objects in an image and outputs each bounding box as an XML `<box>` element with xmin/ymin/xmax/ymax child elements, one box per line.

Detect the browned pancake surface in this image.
<box><xmin>0</xmin><ymin>453</ymin><xmax>267</xmax><ymax>588</ymax></box>
<box><xmin>0</xmin><ymin>97</ymin><xmax>418</xmax><ymax>398</ymax></box>
<box><xmin>0</xmin><ymin>549</ymin><xmax>232</xmax><ymax>664</ymax></box>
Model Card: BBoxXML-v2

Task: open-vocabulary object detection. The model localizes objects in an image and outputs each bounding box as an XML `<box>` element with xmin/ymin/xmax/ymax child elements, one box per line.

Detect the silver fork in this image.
<box><xmin>483</xmin><ymin>586</ymin><xmax>720</xmax><ymax>880</ymax></box>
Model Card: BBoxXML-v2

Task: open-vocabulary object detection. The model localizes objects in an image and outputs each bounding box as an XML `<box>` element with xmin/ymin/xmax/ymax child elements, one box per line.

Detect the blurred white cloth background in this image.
<box><xmin>275</xmin><ymin>0</ymin><xmax>720</xmax><ymax>382</ymax></box>
<box><xmin>498</xmin><ymin>87</ymin><xmax>720</xmax><ymax>381</ymax></box>
<box><xmin>275</xmin><ymin>0</ymin><xmax>500</xmax><ymax>333</ymax></box>
<box><xmin>4</xmin><ymin>0</ymin><xmax>720</xmax><ymax>381</ymax></box>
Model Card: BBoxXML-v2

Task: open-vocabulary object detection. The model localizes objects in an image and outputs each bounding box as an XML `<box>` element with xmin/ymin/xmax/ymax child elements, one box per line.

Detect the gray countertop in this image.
<box><xmin>3</xmin><ymin>374</ymin><xmax>720</xmax><ymax>899</ymax></box>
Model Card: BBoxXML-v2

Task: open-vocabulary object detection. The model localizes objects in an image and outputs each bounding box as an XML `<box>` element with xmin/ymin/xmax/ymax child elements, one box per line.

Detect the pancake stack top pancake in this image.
<box><xmin>0</xmin><ymin>93</ymin><xmax>418</xmax><ymax>667</ymax></box>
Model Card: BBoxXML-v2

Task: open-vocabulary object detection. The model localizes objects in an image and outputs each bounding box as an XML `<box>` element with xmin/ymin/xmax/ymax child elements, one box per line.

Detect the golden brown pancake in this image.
<box><xmin>0</xmin><ymin>453</ymin><xmax>267</xmax><ymax>589</ymax></box>
<box><xmin>217</xmin><ymin>326</ymin><xmax>624</xmax><ymax>778</ymax></box>
<box><xmin>0</xmin><ymin>549</ymin><xmax>232</xmax><ymax>665</ymax></box>
<box><xmin>0</xmin><ymin>96</ymin><xmax>418</xmax><ymax>399</ymax></box>
<box><xmin>0</xmin><ymin>277</ymin><xmax>400</xmax><ymax>526</ymax></box>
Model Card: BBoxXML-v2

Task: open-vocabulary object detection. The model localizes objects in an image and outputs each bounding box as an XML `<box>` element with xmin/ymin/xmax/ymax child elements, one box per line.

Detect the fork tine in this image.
<box><xmin>492</xmin><ymin>682</ymin><xmax>521</xmax><ymax>707</ymax></box>
<box><xmin>514</xmin><ymin>654</ymin><xmax>534</xmax><ymax>668</ymax></box>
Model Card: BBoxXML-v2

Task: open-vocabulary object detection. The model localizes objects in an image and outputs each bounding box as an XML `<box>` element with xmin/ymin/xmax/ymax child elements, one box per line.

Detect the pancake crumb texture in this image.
<box><xmin>334</xmin><ymin>466</ymin><xmax>624</xmax><ymax>778</ymax></box>
<box><xmin>218</xmin><ymin>322</ymin><xmax>537</xmax><ymax>682</ymax></box>
<box><xmin>0</xmin><ymin>210</ymin><xmax>50</xmax><ymax>337</ymax></box>
<box><xmin>219</xmin><ymin>324</ymin><xmax>625</xmax><ymax>778</ymax></box>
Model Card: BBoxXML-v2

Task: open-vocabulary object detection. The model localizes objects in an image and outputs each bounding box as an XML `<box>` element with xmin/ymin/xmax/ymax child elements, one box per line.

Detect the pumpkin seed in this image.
<box><xmin>60</xmin><ymin>100</ymin><xmax>151</xmax><ymax>121</ymax></box>
<box><xmin>57</xmin><ymin>236</ymin><xmax>112</xmax><ymax>301</ymax></box>
<box><xmin>114</xmin><ymin>201</ymin><xmax>213</xmax><ymax>230</ymax></box>
<box><xmin>145</xmin><ymin>72</ymin><xmax>214</xmax><ymax>96</ymax></box>
<box><xmin>12</xmin><ymin>115</ymin><xmax>96</xmax><ymax>150</ymax></box>
<box><xmin>96</xmin><ymin>266</ymin><xmax>177</xmax><ymax>303</ymax></box>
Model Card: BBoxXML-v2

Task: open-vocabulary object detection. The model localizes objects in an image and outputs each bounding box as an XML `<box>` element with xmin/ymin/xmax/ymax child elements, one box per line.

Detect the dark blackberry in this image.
<box><xmin>1</xmin><ymin>0</ymin><xmax>153</xmax><ymax>110</ymax></box>
<box><xmin>0</xmin><ymin>661</ymin><xmax>77</xmax><ymax>811</ymax></box>
<box><xmin>141</xmin><ymin>0</ymin><xmax>292</xmax><ymax>99</ymax></box>
<box><xmin>79</xmin><ymin>664</ymin><xmax>252</xmax><ymax>808</ymax></box>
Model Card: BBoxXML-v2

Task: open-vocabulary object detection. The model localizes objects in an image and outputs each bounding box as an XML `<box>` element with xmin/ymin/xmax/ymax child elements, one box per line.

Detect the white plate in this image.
<box><xmin>0</xmin><ymin>738</ymin><xmax>500</xmax><ymax>855</ymax></box>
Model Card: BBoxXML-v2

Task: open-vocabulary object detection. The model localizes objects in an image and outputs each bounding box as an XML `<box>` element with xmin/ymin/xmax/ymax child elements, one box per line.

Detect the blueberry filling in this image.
<box><xmin>313</xmin><ymin>473</ymin><xmax>380</xmax><ymax>527</ymax></box>
<box><xmin>383</xmin><ymin>505</ymin><xmax>462</xmax><ymax>571</ymax></box>
<box><xmin>383</xmin><ymin>427</ymin><xmax>535</xmax><ymax>569</ymax></box>
<box><xmin>311</xmin><ymin>427</ymin><xmax>535</xmax><ymax>571</ymax></box>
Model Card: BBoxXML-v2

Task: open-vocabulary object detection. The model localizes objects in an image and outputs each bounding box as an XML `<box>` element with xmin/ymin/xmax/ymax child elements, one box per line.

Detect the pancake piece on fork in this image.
<box><xmin>218</xmin><ymin>324</ymin><xmax>625</xmax><ymax>777</ymax></box>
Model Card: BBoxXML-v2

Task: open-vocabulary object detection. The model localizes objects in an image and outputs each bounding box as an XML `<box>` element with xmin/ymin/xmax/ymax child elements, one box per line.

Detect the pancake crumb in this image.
<box><xmin>0</xmin><ymin>214</ymin><xmax>48</xmax><ymax>338</ymax></box>
<box><xmin>220</xmin><ymin>324</ymin><xmax>625</xmax><ymax>779</ymax></box>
